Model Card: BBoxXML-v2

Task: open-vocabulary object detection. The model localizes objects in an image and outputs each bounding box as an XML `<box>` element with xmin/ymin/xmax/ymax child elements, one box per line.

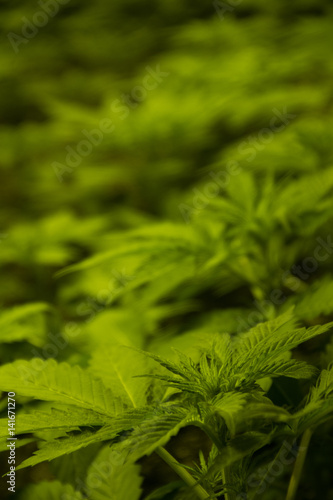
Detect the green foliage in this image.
<box><xmin>21</xmin><ymin>480</ymin><xmax>84</xmax><ymax>500</ymax></box>
<box><xmin>0</xmin><ymin>303</ymin><xmax>54</xmax><ymax>345</ymax></box>
<box><xmin>1</xmin><ymin>0</ymin><xmax>333</xmax><ymax>499</ymax></box>
<box><xmin>0</xmin><ymin>315</ymin><xmax>332</xmax><ymax>498</ymax></box>
<box><xmin>20</xmin><ymin>448</ymin><xmax>143</xmax><ymax>500</ymax></box>
<box><xmin>0</xmin><ymin>359</ymin><xmax>122</xmax><ymax>416</ymax></box>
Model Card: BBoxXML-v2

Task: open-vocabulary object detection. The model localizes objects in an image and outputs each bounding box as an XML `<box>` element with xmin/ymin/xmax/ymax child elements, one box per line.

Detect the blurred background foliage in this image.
<box><xmin>0</xmin><ymin>0</ymin><xmax>333</xmax><ymax>305</ymax></box>
<box><xmin>1</xmin><ymin>0</ymin><xmax>333</xmax><ymax>498</ymax></box>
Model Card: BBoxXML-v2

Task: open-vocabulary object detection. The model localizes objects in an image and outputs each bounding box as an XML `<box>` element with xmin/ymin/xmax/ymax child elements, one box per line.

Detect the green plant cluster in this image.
<box><xmin>1</xmin><ymin>0</ymin><xmax>333</xmax><ymax>499</ymax></box>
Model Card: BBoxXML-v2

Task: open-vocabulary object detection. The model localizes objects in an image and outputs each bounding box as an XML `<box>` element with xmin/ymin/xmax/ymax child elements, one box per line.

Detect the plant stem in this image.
<box><xmin>285</xmin><ymin>429</ymin><xmax>313</xmax><ymax>500</ymax></box>
<box><xmin>156</xmin><ymin>446</ymin><xmax>210</xmax><ymax>500</ymax></box>
<box><xmin>251</xmin><ymin>441</ymin><xmax>286</xmax><ymax>498</ymax></box>
<box><xmin>222</xmin><ymin>466</ymin><xmax>236</xmax><ymax>500</ymax></box>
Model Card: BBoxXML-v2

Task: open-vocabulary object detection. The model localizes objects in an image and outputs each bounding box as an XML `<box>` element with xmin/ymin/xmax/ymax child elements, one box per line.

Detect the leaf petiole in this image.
<box><xmin>285</xmin><ymin>428</ymin><xmax>313</xmax><ymax>500</ymax></box>
<box><xmin>156</xmin><ymin>446</ymin><xmax>210</xmax><ymax>499</ymax></box>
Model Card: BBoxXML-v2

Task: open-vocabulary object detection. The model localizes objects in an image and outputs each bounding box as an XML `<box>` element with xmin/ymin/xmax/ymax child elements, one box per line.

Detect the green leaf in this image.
<box><xmin>90</xmin><ymin>346</ymin><xmax>152</xmax><ymax>407</ymax></box>
<box><xmin>233</xmin><ymin>312</ymin><xmax>298</xmax><ymax>355</ymax></box>
<box><xmin>295</xmin><ymin>366</ymin><xmax>333</xmax><ymax>432</ymax></box>
<box><xmin>0</xmin><ymin>302</ymin><xmax>54</xmax><ymax>328</ymax></box>
<box><xmin>50</xmin><ymin>443</ymin><xmax>102</xmax><ymax>489</ymax></box>
<box><xmin>293</xmin><ymin>277</ymin><xmax>333</xmax><ymax>320</ymax></box>
<box><xmin>20</xmin><ymin>481</ymin><xmax>84</xmax><ymax>500</ymax></box>
<box><xmin>16</xmin><ymin>426</ymin><xmax>118</xmax><ymax>470</ymax></box>
<box><xmin>0</xmin><ymin>407</ymin><xmax>108</xmax><ymax>438</ymax></box>
<box><xmin>208</xmin><ymin>392</ymin><xmax>248</xmax><ymax>436</ymax></box>
<box><xmin>234</xmin><ymin>315</ymin><xmax>333</xmax><ymax>383</ymax></box>
<box><xmin>88</xmin><ymin>445</ymin><xmax>143</xmax><ymax>500</ymax></box>
<box><xmin>0</xmin><ymin>303</ymin><xmax>54</xmax><ymax>345</ymax></box>
<box><xmin>245</xmin><ymin>359</ymin><xmax>318</xmax><ymax>383</ymax></box>
<box><xmin>112</xmin><ymin>407</ymin><xmax>198</xmax><ymax>463</ymax></box>
<box><xmin>208</xmin><ymin>431</ymin><xmax>274</xmax><ymax>477</ymax></box>
<box><xmin>0</xmin><ymin>359</ymin><xmax>122</xmax><ymax>417</ymax></box>
<box><xmin>55</xmin><ymin>223</ymin><xmax>203</xmax><ymax>278</ymax></box>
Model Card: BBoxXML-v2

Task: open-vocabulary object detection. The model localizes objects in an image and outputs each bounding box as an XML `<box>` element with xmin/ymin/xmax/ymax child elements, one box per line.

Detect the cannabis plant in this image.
<box><xmin>1</xmin><ymin>0</ymin><xmax>333</xmax><ymax>498</ymax></box>
<box><xmin>0</xmin><ymin>309</ymin><xmax>332</xmax><ymax>499</ymax></box>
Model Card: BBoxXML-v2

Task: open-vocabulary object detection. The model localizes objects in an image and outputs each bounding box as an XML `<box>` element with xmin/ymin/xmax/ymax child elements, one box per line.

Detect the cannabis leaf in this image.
<box><xmin>0</xmin><ymin>359</ymin><xmax>122</xmax><ymax>416</ymax></box>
